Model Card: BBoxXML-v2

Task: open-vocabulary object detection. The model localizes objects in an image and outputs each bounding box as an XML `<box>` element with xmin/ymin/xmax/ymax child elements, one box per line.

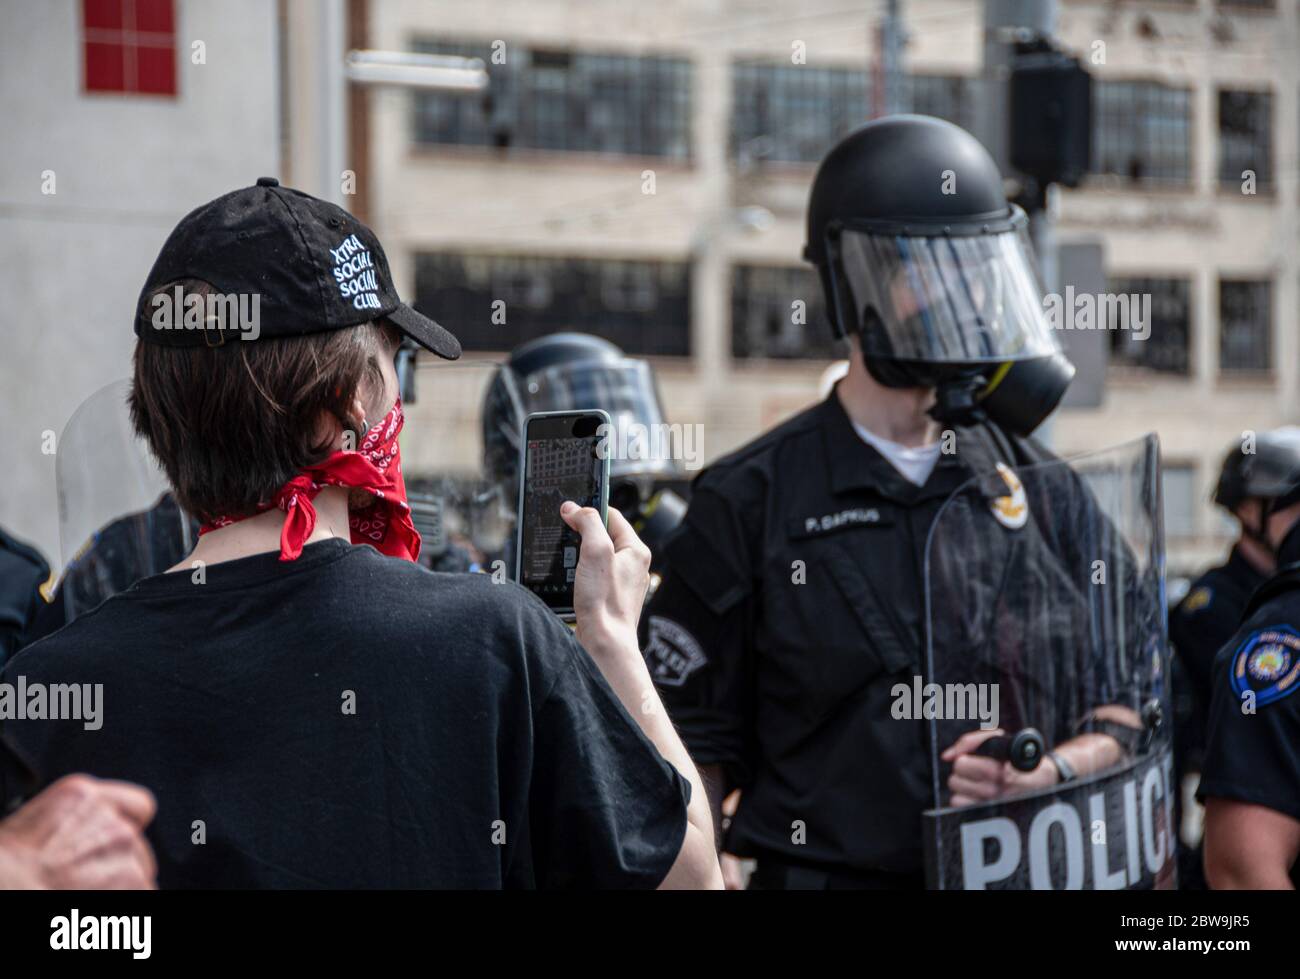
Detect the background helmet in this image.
<box><xmin>1214</xmin><ymin>427</ymin><xmax>1300</xmax><ymax>514</ymax></box>
<box><xmin>482</xmin><ymin>333</ymin><xmax>681</xmax><ymax>510</ymax></box>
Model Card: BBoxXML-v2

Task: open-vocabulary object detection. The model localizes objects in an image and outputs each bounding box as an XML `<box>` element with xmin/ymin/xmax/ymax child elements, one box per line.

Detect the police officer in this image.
<box><xmin>483</xmin><ymin>332</ymin><xmax>688</xmax><ymax>582</ymax></box>
<box><xmin>643</xmin><ymin>115</ymin><xmax>1136</xmax><ymax>889</ymax></box>
<box><xmin>1199</xmin><ymin>433</ymin><xmax>1300</xmax><ymax>888</ymax></box>
<box><xmin>1168</xmin><ymin>433</ymin><xmax>1285</xmax><ymax>887</ymax></box>
<box><xmin>0</xmin><ymin>526</ymin><xmax>52</xmax><ymax>666</ymax></box>
<box><xmin>1171</xmin><ymin>435</ymin><xmax>1290</xmax><ymax>721</ymax></box>
<box><xmin>23</xmin><ymin>492</ymin><xmax>197</xmax><ymax>648</ymax></box>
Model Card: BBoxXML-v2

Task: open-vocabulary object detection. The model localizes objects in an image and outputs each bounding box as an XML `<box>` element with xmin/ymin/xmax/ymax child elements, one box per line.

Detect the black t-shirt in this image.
<box><xmin>1</xmin><ymin>539</ymin><xmax>688</xmax><ymax>888</ymax></box>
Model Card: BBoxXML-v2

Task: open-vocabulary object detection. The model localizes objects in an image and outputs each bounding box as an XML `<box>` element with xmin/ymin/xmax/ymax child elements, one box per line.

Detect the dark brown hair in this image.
<box><xmin>130</xmin><ymin>280</ymin><xmax>389</xmax><ymax>523</ymax></box>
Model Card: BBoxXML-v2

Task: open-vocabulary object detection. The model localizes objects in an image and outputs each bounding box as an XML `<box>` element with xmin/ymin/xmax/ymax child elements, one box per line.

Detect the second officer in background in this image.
<box><xmin>1168</xmin><ymin>432</ymin><xmax>1292</xmax><ymax>886</ymax></box>
<box><xmin>483</xmin><ymin>332</ymin><xmax>688</xmax><ymax>585</ymax></box>
<box><xmin>1199</xmin><ymin>432</ymin><xmax>1300</xmax><ymax>888</ymax></box>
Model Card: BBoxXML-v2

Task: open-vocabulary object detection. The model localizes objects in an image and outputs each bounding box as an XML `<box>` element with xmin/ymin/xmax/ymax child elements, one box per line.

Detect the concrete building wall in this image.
<box><xmin>0</xmin><ymin>0</ymin><xmax>279</xmax><ymax>566</ymax></box>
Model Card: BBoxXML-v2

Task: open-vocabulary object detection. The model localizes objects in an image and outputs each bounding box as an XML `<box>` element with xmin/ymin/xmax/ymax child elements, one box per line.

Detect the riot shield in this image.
<box><xmin>921</xmin><ymin>434</ymin><xmax>1174</xmax><ymax>890</ymax></box>
<box><xmin>397</xmin><ymin>360</ymin><xmax>516</xmax><ymax>579</ymax></box>
<box><xmin>55</xmin><ymin>379</ymin><xmax>196</xmax><ymax>622</ymax></box>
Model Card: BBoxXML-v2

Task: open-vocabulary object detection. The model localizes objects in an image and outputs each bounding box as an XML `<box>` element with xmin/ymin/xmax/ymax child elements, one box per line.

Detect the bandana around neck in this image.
<box><xmin>200</xmin><ymin>398</ymin><xmax>421</xmax><ymax>563</ymax></box>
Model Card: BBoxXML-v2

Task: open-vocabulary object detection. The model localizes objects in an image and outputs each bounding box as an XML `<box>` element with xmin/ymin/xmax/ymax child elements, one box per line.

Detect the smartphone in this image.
<box><xmin>515</xmin><ymin>409</ymin><xmax>611</xmax><ymax>617</ymax></box>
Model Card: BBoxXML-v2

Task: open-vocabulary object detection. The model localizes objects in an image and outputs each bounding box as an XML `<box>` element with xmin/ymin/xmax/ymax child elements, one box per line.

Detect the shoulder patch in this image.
<box><xmin>1230</xmin><ymin>626</ymin><xmax>1300</xmax><ymax>706</ymax></box>
<box><xmin>644</xmin><ymin>615</ymin><xmax>707</xmax><ymax>688</ymax></box>
<box><xmin>1183</xmin><ymin>586</ymin><xmax>1213</xmax><ymax>613</ymax></box>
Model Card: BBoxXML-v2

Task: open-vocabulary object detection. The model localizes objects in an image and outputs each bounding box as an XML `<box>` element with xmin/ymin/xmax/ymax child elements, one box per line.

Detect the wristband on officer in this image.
<box><xmin>1072</xmin><ymin>714</ymin><xmax>1142</xmax><ymax>756</ymax></box>
<box><xmin>1047</xmin><ymin>750</ymin><xmax>1077</xmax><ymax>784</ymax></box>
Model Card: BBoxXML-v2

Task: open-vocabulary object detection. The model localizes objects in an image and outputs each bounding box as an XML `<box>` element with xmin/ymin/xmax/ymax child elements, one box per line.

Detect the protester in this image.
<box><xmin>3</xmin><ymin>179</ymin><xmax>721</xmax><ymax>889</ymax></box>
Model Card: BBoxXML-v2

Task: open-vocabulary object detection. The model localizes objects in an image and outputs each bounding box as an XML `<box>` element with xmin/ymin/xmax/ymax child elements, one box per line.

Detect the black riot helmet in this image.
<box><xmin>804</xmin><ymin>114</ymin><xmax>1071</xmax><ymax>433</ymax></box>
<box><xmin>482</xmin><ymin>333</ymin><xmax>682</xmax><ymax>510</ymax></box>
<box><xmin>1214</xmin><ymin>428</ymin><xmax>1300</xmax><ymax>514</ymax></box>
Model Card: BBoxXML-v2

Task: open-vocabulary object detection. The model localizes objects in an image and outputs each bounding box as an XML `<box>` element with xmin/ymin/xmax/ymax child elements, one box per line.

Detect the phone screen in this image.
<box><xmin>516</xmin><ymin>411</ymin><xmax>609</xmax><ymax>613</ymax></box>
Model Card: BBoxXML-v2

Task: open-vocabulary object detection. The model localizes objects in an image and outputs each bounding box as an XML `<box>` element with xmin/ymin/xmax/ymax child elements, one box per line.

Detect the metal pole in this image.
<box><xmin>883</xmin><ymin>0</ymin><xmax>905</xmax><ymax>116</ymax></box>
<box><xmin>319</xmin><ymin>0</ymin><xmax>348</xmax><ymax>206</ymax></box>
<box><xmin>980</xmin><ymin>0</ymin><xmax>1058</xmax><ymax>294</ymax></box>
<box><xmin>982</xmin><ymin>0</ymin><xmax>1060</xmax><ymax>443</ymax></box>
<box><xmin>873</xmin><ymin>0</ymin><xmax>905</xmax><ymax>118</ymax></box>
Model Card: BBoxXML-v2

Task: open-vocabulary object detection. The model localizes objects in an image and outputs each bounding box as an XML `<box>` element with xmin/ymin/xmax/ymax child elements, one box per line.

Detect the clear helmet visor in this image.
<box><xmin>518</xmin><ymin>360</ymin><xmax>680</xmax><ymax>479</ymax></box>
<box><xmin>835</xmin><ymin>223</ymin><xmax>1060</xmax><ymax>364</ymax></box>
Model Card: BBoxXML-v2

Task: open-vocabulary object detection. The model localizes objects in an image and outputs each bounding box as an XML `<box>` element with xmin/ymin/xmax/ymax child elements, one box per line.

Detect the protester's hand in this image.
<box><xmin>721</xmin><ymin>852</ymin><xmax>747</xmax><ymax>890</ymax></box>
<box><xmin>940</xmin><ymin>729</ymin><xmax>1059</xmax><ymax>807</ymax></box>
<box><xmin>561</xmin><ymin>501</ymin><xmax>651</xmax><ymax>653</ymax></box>
<box><xmin>719</xmin><ymin>789</ymin><xmax>747</xmax><ymax>888</ymax></box>
<box><xmin>0</xmin><ymin>775</ymin><xmax>158</xmax><ymax>889</ymax></box>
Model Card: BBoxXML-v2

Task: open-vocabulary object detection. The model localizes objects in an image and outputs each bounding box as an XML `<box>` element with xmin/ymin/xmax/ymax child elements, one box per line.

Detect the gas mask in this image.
<box><xmin>829</xmin><ymin>210</ymin><xmax>1070</xmax><ymax>436</ymax></box>
<box><xmin>612</xmin><ymin>478</ymin><xmax>688</xmax><ymax>577</ymax></box>
<box><xmin>864</xmin><ymin>351</ymin><xmax>1074</xmax><ymax>437</ymax></box>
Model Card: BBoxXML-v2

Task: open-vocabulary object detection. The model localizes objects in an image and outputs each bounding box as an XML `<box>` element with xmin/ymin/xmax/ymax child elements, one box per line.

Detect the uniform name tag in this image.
<box><xmin>789</xmin><ymin>506</ymin><xmax>889</xmax><ymax>539</ymax></box>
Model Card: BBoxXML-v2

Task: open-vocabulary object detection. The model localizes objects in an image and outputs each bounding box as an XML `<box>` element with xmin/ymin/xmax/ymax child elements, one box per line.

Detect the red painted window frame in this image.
<box><xmin>82</xmin><ymin>0</ymin><xmax>177</xmax><ymax>97</ymax></box>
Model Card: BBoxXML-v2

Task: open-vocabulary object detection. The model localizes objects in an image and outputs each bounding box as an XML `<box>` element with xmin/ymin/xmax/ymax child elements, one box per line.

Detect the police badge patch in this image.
<box><xmin>989</xmin><ymin>462</ymin><xmax>1028</xmax><ymax>530</ymax></box>
<box><xmin>644</xmin><ymin>615</ymin><xmax>707</xmax><ymax>688</ymax></box>
<box><xmin>1230</xmin><ymin>626</ymin><xmax>1300</xmax><ymax>707</ymax></box>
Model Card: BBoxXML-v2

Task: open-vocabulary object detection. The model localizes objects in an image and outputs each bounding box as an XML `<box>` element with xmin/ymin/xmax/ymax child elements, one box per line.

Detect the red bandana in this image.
<box><xmin>200</xmin><ymin>399</ymin><xmax>421</xmax><ymax>563</ymax></box>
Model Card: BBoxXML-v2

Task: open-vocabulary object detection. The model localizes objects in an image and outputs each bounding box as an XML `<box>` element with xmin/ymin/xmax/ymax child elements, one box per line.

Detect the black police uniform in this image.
<box><xmin>643</xmin><ymin>391</ymin><xmax>1072</xmax><ymax>888</ymax></box>
<box><xmin>1167</xmin><ymin>546</ymin><xmax>1266</xmax><ymax>889</ymax></box>
<box><xmin>24</xmin><ymin>493</ymin><xmax>199</xmax><ymax>649</ymax></box>
<box><xmin>1198</xmin><ymin>528</ymin><xmax>1300</xmax><ymax>887</ymax></box>
<box><xmin>1170</xmin><ymin>547</ymin><xmax>1268</xmax><ymax>718</ymax></box>
<box><xmin>0</xmin><ymin>527</ymin><xmax>51</xmax><ymax>668</ymax></box>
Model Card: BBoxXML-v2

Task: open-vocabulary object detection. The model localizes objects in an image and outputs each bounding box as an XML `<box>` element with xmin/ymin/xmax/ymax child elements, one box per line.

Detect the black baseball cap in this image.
<box><xmin>134</xmin><ymin>177</ymin><xmax>460</xmax><ymax>358</ymax></box>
